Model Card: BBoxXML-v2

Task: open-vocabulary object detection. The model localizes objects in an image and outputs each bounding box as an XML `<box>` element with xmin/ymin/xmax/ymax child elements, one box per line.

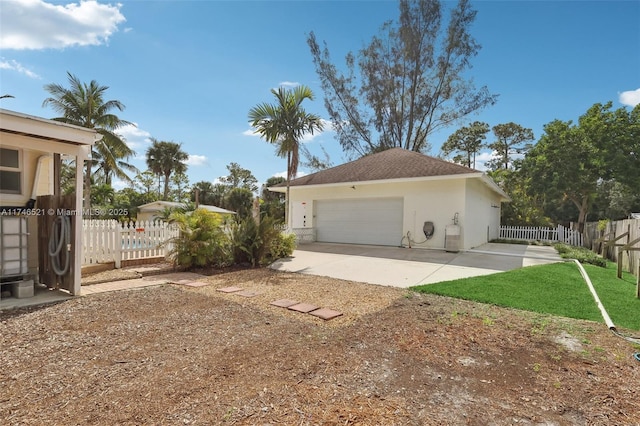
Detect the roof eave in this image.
<box><xmin>1</xmin><ymin>108</ymin><xmax>101</xmax><ymax>146</ymax></box>
<box><xmin>478</xmin><ymin>173</ymin><xmax>511</xmax><ymax>202</ymax></box>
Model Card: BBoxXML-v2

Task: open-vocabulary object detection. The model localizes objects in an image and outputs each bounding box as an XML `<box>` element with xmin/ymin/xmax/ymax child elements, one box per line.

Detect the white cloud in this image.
<box><xmin>0</xmin><ymin>0</ymin><xmax>126</xmax><ymax>50</ymax></box>
<box><xmin>279</xmin><ymin>81</ymin><xmax>300</xmax><ymax>88</ymax></box>
<box><xmin>116</xmin><ymin>123</ymin><xmax>152</xmax><ymax>152</ymax></box>
<box><xmin>111</xmin><ymin>178</ymin><xmax>127</xmax><ymax>191</ymax></box>
<box><xmin>243</xmin><ymin>128</ymin><xmax>260</xmax><ymax>137</ymax></box>
<box><xmin>273</xmin><ymin>170</ymin><xmax>308</xmax><ymax>179</ymax></box>
<box><xmin>187</xmin><ymin>154</ymin><xmax>208</xmax><ymax>166</ymax></box>
<box><xmin>619</xmin><ymin>88</ymin><xmax>640</xmax><ymax>107</ymax></box>
<box><xmin>0</xmin><ymin>58</ymin><xmax>41</xmax><ymax>79</ymax></box>
<box><xmin>474</xmin><ymin>151</ymin><xmax>497</xmax><ymax>171</ymax></box>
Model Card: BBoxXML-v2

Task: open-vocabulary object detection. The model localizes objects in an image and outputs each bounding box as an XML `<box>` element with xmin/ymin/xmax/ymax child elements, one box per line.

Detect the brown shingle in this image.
<box><xmin>286</xmin><ymin>148</ymin><xmax>477</xmax><ymax>187</ymax></box>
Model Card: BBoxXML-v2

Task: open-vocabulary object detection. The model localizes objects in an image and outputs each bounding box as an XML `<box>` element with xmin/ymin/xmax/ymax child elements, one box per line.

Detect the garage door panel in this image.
<box><xmin>315</xmin><ymin>198</ymin><xmax>403</xmax><ymax>246</ymax></box>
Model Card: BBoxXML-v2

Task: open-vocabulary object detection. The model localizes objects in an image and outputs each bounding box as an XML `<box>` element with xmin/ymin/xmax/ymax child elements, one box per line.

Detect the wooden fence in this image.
<box><xmin>584</xmin><ymin>218</ymin><xmax>640</xmax><ymax>277</ymax></box>
<box><xmin>83</xmin><ymin>220</ymin><xmax>179</xmax><ymax>268</ymax></box>
<box><xmin>499</xmin><ymin>224</ymin><xmax>583</xmax><ymax>247</ymax></box>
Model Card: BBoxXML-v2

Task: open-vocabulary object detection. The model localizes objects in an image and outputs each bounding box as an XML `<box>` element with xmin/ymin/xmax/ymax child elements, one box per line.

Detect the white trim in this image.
<box><xmin>0</xmin><ymin>108</ymin><xmax>101</xmax><ymax>145</ymax></box>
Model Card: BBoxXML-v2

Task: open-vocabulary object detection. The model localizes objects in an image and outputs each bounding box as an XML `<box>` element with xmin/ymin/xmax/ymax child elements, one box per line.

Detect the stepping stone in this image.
<box><xmin>171</xmin><ymin>279</ymin><xmax>196</xmax><ymax>284</ymax></box>
<box><xmin>270</xmin><ymin>299</ymin><xmax>299</xmax><ymax>308</ymax></box>
<box><xmin>309</xmin><ymin>308</ymin><xmax>343</xmax><ymax>321</ymax></box>
<box><xmin>288</xmin><ymin>303</ymin><xmax>319</xmax><ymax>313</ymax></box>
<box><xmin>236</xmin><ymin>290</ymin><xmax>262</xmax><ymax>297</ymax></box>
<box><xmin>181</xmin><ymin>281</ymin><xmax>210</xmax><ymax>287</ymax></box>
<box><xmin>217</xmin><ymin>286</ymin><xmax>244</xmax><ymax>293</ymax></box>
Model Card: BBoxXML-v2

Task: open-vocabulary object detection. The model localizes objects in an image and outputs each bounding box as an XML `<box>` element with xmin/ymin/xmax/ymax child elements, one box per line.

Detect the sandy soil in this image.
<box><xmin>2</xmin><ymin>268</ymin><xmax>639</xmax><ymax>425</ymax></box>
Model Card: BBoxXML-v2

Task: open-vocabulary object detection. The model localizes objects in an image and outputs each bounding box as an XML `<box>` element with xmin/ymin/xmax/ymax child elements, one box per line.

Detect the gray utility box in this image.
<box><xmin>445</xmin><ymin>224</ymin><xmax>461</xmax><ymax>253</ymax></box>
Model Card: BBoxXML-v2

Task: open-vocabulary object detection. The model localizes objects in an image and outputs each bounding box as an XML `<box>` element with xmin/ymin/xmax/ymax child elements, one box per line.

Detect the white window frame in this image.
<box><xmin>0</xmin><ymin>147</ymin><xmax>23</xmax><ymax>195</ymax></box>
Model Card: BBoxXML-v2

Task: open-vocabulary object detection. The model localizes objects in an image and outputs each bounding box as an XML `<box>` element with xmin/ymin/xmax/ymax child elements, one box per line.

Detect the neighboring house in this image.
<box><xmin>137</xmin><ymin>201</ymin><xmax>235</xmax><ymax>222</ymax></box>
<box><xmin>0</xmin><ymin>108</ymin><xmax>99</xmax><ymax>297</ymax></box>
<box><xmin>269</xmin><ymin>148</ymin><xmax>510</xmax><ymax>250</ymax></box>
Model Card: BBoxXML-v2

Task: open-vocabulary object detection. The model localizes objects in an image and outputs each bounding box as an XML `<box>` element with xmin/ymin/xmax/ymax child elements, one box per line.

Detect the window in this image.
<box><xmin>0</xmin><ymin>148</ymin><xmax>22</xmax><ymax>194</ymax></box>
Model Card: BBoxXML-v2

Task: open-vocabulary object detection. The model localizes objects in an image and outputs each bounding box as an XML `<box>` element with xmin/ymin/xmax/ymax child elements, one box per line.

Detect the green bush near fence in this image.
<box><xmin>168</xmin><ymin>209</ymin><xmax>231</xmax><ymax>268</ymax></box>
<box><xmin>168</xmin><ymin>210</ymin><xmax>294</xmax><ymax>269</ymax></box>
<box><xmin>554</xmin><ymin>243</ymin><xmax>607</xmax><ymax>267</ymax></box>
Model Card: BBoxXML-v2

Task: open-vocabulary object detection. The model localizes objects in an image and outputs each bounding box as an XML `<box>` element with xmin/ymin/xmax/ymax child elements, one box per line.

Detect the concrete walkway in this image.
<box><xmin>80</xmin><ymin>272</ymin><xmax>205</xmax><ymax>295</ymax></box>
<box><xmin>0</xmin><ymin>271</ymin><xmax>206</xmax><ymax>311</ymax></box>
<box><xmin>270</xmin><ymin>242</ymin><xmax>562</xmax><ymax>288</ymax></box>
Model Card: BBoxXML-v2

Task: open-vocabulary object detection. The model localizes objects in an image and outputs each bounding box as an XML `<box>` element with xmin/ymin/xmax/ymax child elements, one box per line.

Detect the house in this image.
<box><xmin>269</xmin><ymin>148</ymin><xmax>510</xmax><ymax>250</ymax></box>
<box><xmin>0</xmin><ymin>108</ymin><xmax>99</xmax><ymax>297</ymax></box>
<box><xmin>136</xmin><ymin>200</ymin><xmax>235</xmax><ymax>222</ymax></box>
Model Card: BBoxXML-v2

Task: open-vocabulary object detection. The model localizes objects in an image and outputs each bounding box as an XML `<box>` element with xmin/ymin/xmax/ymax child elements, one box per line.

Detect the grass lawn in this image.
<box><xmin>411</xmin><ymin>261</ymin><xmax>640</xmax><ymax>331</ymax></box>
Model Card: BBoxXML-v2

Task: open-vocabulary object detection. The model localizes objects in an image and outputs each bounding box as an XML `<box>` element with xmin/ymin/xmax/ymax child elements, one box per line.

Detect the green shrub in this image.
<box><xmin>168</xmin><ymin>209</ymin><xmax>231</xmax><ymax>268</ymax></box>
<box><xmin>553</xmin><ymin>243</ymin><xmax>607</xmax><ymax>267</ymax></box>
<box><xmin>268</xmin><ymin>232</ymin><xmax>297</xmax><ymax>262</ymax></box>
<box><xmin>229</xmin><ymin>215</ymin><xmax>280</xmax><ymax>267</ymax></box>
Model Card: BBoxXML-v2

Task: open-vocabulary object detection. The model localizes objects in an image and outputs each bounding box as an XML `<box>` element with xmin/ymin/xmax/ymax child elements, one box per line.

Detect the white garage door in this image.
<box><xmin>315</xmin><ymin>198</ymin><xmax>403</xmax><ymax>246</ymax></box>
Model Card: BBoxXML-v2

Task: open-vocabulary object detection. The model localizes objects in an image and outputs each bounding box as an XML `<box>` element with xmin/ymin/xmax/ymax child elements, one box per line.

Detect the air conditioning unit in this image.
<box><xmin>1</xmin><ymin>215</ymin><xmax>28</xmax><ymax>276</ymax></box>
<box><xmin>0</xmin><ymin>215</ymin><xmax>33</xmax><ymax>299</ymax></box>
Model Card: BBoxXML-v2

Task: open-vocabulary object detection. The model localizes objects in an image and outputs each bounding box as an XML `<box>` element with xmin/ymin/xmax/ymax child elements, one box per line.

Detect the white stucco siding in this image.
<box><xmin>400</xmin><ymin>179</ymin><xmax>466</xmax><ymax>249</ymax></box>
<box><xmin>288</xmin><ymin>178</ymin><xmax>469</xmax><ymax>248</ymax></box>
<box><xmin>464</xmin><ymin>178</ymin><xmax>503</xmax><ymax>248</ymax></box>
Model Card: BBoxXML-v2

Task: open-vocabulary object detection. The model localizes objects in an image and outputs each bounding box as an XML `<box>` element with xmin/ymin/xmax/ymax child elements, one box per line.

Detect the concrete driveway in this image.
<box><xmin>269</xmin><ymin>242</ymin><xmax>562</xmax><ymax>288</ymax></box>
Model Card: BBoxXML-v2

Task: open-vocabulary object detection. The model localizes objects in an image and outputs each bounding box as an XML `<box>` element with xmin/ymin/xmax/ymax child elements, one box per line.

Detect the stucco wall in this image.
<box><xmin>463</xmin><ymin>178</ymin><xmax>503</xmax><ymax>248</ymax></box>
<box><xmin>288</xmin><ymin>178</ymin><xmax>473</xmax><ymax>249</ymax></box>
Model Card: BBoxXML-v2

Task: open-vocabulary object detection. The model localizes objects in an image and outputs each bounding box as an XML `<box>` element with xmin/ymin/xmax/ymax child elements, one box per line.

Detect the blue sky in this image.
<box><xmin>1</xmin><ymin>0</ymin><xmax>639</xmax><ymax>191</ymax></box>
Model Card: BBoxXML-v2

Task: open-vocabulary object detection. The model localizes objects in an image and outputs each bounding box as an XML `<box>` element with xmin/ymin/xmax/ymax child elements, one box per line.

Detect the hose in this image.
<box><xmin>400</xmin><ymin>231</ymin><xmax>431</xmax><ymax>248</ymax></box>
<box><xmin>566</xmin><ymin>258</ymin><xmax>616</xmax><ymax>330</ymax></box>
<box><xmin>565</xmin><ymin>258</ymin><xmax>640</xmax><ymax>345</ymax></box>
<box><xmin>48</xmin><ymin>215</ymin><xmax>71</xmax><ymax>276</ymax></box>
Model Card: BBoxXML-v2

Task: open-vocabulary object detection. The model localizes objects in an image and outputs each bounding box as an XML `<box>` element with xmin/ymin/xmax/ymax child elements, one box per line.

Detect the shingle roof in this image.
<box><xmin>285</xmin><ymin>148</ymin><xmax>478</xmax><ymax>187</ymax></box>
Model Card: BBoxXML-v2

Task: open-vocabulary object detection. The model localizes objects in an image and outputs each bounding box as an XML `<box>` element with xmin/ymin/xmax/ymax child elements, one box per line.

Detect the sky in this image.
<box><xmin>1</xmin><ymin>0</ymin><xmax>639</xmax><ymax>192</ymax></box>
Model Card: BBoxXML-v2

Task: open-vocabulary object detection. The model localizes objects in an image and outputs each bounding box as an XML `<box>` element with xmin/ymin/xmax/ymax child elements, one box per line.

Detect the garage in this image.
<box><xmin>315</xmin><ymin>198</ymin><xmax>403</xmax><ymax>246</ymax></box>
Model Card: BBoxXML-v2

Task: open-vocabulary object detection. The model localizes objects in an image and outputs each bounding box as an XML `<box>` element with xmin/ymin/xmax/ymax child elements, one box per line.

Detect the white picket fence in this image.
<box><xmin>499</xmin><ymin>224</ymin><xmax>583</xmax><ymax>247</ymax></box>
<box><xmin>83</xmin><ymin>220</ymin><xmax>179</xmax><ymax>268</ymax></box>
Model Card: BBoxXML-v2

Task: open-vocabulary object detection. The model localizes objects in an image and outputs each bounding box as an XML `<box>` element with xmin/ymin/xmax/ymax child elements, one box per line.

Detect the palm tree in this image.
<box><xmin>43</xmin><ymin>72</ymin><xmax>134</xmax><ymax>208</ymax></box>
<box><xmin>248</xmin><ymin>85</ymin><xmax>323</xmax><ymax>226</ymax></box>
<box><xmin>146</xmin><ymin>138</ymin><xmax>189</xmax><ymax>200</ymax></box>
<box><xmin>93</xmin><ymin>139</ymin><xmax>139</xmax><ymax>186</ymax></box>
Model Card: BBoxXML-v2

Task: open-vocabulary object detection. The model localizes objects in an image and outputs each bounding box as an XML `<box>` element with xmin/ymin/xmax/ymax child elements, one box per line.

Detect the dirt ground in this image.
<box><xmin>2</xmin><ymin>268</ymin><xmax>639</xmax><ymax>425</ymax></box>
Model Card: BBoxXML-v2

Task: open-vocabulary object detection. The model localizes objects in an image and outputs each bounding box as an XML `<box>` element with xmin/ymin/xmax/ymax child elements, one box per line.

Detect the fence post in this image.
<box><xmin>114</xmin><ymin>221</ymin><xmax>122</xmax><ymax>269</ymax></box>
<box><xmin>636</xmin><ymin>264</ymin><xmax>639</xmax><ymax>299</ymax></box>
<box><xmin>618</xmin><ymin>248</ymin><xmax>623</xmax><ymax>279</ymax></box>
